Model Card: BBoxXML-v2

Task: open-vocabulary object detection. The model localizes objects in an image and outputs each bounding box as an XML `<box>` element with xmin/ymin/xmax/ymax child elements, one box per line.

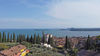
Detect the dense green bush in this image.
<box><xmin>27</xmin><ymin>44</ymin><xmax>65</xmax><ymax>56</ymax></box>
<box><xmin>5</xmin><ymin>43</ymin><xmax>19</xmax><ymax>47</ymax></box>
<box><xmin>0</xmin><ymin>43</ymin><xmax>9</xmax><ymax>51</ymax></box>
<box><xmin>21</xmin><ymin>41</ymin><xmax>32</xmax><ymax>48</ymax></box>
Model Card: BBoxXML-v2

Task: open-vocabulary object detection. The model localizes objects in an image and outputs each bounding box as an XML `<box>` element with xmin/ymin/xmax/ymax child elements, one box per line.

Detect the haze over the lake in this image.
<box><xmin>0</xmin><ymin>0</ymin><xmax>100</xmax><ymax>29</ymax></box>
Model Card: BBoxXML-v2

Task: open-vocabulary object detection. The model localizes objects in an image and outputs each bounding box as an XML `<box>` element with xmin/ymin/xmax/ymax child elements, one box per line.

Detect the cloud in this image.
<box><xmin>47</xmin><ymin>0</ymin><xmax>100</xmax><ymax>19</ymax></box>
<box><xmin>1</xmin><ymin>0</ymin><xmax>100</xmax><ymax>28</ymax></box>
<box><xmin>45</xmin><ymin>0</ymin><xmax>100</xmax><ymax>28</ymax></box>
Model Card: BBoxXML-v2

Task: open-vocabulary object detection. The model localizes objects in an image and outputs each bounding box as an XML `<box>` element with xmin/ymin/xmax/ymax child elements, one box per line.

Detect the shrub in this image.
<box><xmin>27</xmin><ymin>44</ymin><xmax>65</xmax><ymax>56</ymax></box>
<box><xmin>0</xmin><ymin>43</ymin><xmax>9</xmax><ymax>50</ymax></box>
<box><xmin>21</xmin><ymin>41</ymin><xmax>32</xmax><ymax>48</ymax></box>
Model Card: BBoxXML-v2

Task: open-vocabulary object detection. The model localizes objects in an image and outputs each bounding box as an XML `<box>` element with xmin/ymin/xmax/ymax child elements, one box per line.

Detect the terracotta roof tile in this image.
<box><xmin>0</xmin><ymin>44</ymin><xmax>26</xmax><ymax>56</ymax></box>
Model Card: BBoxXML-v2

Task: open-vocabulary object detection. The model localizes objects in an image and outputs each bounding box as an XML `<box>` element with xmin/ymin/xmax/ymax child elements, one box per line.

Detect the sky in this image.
<box><xmin>0</xmin><ymin>0</ymin><xmax>100</xmax><ymax>29</ymax></box>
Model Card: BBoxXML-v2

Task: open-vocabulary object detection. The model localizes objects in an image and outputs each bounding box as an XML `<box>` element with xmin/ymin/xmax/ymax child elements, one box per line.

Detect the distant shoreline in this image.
<box><xmin>69</xmin><ymin>28</ymin><xmax>100</xmax><ymax>31</ymax></box>
<box><xmin>1</xmin><ymin>28</ymin><xmax>100</xmax><ymax>31</ymax></box>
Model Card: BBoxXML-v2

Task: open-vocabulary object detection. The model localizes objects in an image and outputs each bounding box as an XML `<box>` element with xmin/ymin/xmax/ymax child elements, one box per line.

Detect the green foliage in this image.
<box><xmin>0</xmin><ymin>32</ymin><xmax>2</xmax><ymax>42</ymax></box>
<box><xmin>7</xmin><ymin>33</ymin><xmax>10</xmax><ymax>42</ymax></box>
<box><xmin>13</xmin><ymin>33</ymin><xmax>16</xmax><ymax>42</ymax></box>
<box><xmin>48</xmin><ymin>35</ymin><xmax>54</xmax><ymax>46</ymax></box>
<box><xmin>72</xmin><ymin>48</ymin><xmax>78</xmax><ymax>56</ymax></box>
<box><xmin>22</xmin><ymin>34</ymin><xmax>26</xmax><ymax>41</ymax></box>
<box><xmin>0</xmin><ymin>43</ymin><xmax>9</xmax><ymax>50</ymax></box>
<box><xmin>65</xmin><ymin>52</ymin><xmax>70</xmax><ymax>56</ymax></box>
<box><xmin>48</xmin><ymin>36</ymin><xmax>51</xmax><ymax>44</ymax></box>
<box><xmin>96</xmin><ymin>35</ymin><xmax>100</xmax><ymax>39</ymax></box>
<box><xmin>42</xmin><ymin>32</ymin><xmax>46</xmax><ymax>44</ymax></box>
<box><xmin>2</xmin><ymin>32</ymin><xmax>6</xmax><ymax>42</ymax></box>
<box><xmin>52</xmin><ymin>48</ymin><xmax>58</xmax><ymax>52</ymax></box>
<box><xmin>17</xmin><ymin>34</ymin><xmax>26</xmax><ymax>43</ymax></box>
<box><xmin>36</xmin><ymin>34</ymin><xmax>41</xmax><ymax>44</ymax></box>
<box><xmin>4</xmin><ymin>43</ymin><xmax>18</xmax><ymax>47</ymax></box>
<box><xmin>64</xmin><ymin>36</ymin><xmax>71</xmax><ymax>49</ymax></box>
<box><xmin>10</xmin><ymin>34</ymin><xmax>13</xmax><ymax>42</ymax></box>
<box><xmin>17</xmin><ymin>35</ymin><xmax>19</xmax><ymax>42</ymax></box>
<box><xmin>27</xmin><ymin>44</ymin><xmax>64</xmax><ymax>56</ymax></box>
<box><xmin>33</xmin><ymin>33</ymin><xmax>36</xmax><ymax>44</ymax></box>
<box><xmin>21</xmin><ymin>41</ymin><xmax>32</xmax><ymax>48</ymax></box>
<box><xmin>85</xmin><ymin>35</ymin><xmax>92</xmax><ymax>50</ymax></box>
<box><xmin>26</xmin><ymin>34</ymin><xmax>30</xmax><ymax>42</ymax></box>
<box><xmin>95</xmin><ymin>35</ymin><xmax>100</xmax><ymax>52</ymax></box>
<box><xmin>30</xmin><ymin>34</ymin><xmax>33</xmax><ymax>43</ymax></box>
<box><xmin>5</xmin><ymin>34</ymin><xmax>7</xmax><ymax>42</ymax></box>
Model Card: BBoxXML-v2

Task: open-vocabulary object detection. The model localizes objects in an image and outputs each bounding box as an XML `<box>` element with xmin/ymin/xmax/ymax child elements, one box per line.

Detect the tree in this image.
<box><xmin>22</xmin><ymin>34</ymin><xmax>26</xmax><ymax>41</ymax></box>
<box><xmin>96</xmin><ymin>35</ymin><xmax>100</xmax><ymax>52</ymax></box>
<box><xmin>13</xmin><ymin>33</ymin><xmax>16</xmax><ymax>42</ymax></box>
<box><xmin>17</xmin><ymin>34</ymin><xmax>27</xmax><ymax>43</ymax></box>
<box><xmin>0</xmin><ymin>32</ymin><xmax>2</xmax><ymax>42</ymax></box>
<box><xmin>19</xmin><ymin>35</ymin><xmax>22</xmax><ymax>43</ymax></box>
<box><xmin>36</xmin><ymin>34</ymin><xmax>40</xmax><ymax>44</ymax></box>
<box><xmin>10</xmin><ymin>34</ymin><xmax>12</xmax><ymax>42</ymax></box>
<box><xmin>42</xmin><ymin>32</ymin><xmax>45</xmax><ymax>44</ymax></box>
<box><xmin>17</xmin><ymin>35</ymin><xmax>19</xmax><ymax>42</ymax></box>
<box><xmin>7</xmin><ymin>32</ymin><xmax>10</xmax><ymax>42</ymax></box>
<box><xmin>5</xmin><ymin>33</ymin><xmax>7</xmax><ymax>42</ymax></box>
<box><xmin>2</xmin><ymin>32</ymin><xmax>6</xmax><ymax>42</ymax></box>
<box><xmin>26</xmin><ymin>34</ymin><xmax>30</xmax><ymax>42</ymax></box>
<box><xmin>48</xmin><ymin>35</ymin><xmax>51</xmax><ymax>44</ymax></box>
<box><xmin>50</xmin><ymin>37</ymin><xmax>54</xmax><ymax>46</ymax></box>
<box><xmin>86</xmin><ymin>35</ymin><xmax>91</xmax><ymax>50</ymax></box>
<box><xmin>64</xmin><ymin>36</ymin><xmax>71</xmax><ymax>49</ymax></box>
<box><xmin>30</xmin><ymin>34</ymin><xmax>33</xmax><ymax>43</ymax></box>
<box><xmin>48</xmin><ymin>35</ymin><xmax>54</xmax><ymax>46</ymax></box>
<box><xmin>33</xmin><ymin>33</ymin><xmax>36</xmax><ymax>44</ymax></box>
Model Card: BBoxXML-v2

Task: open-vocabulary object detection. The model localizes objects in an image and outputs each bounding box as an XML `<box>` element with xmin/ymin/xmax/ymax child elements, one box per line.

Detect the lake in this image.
<box><xmin>0</xmin><ymin>29</ymin><xmax>100</xmax><ymax>37</ymax></box>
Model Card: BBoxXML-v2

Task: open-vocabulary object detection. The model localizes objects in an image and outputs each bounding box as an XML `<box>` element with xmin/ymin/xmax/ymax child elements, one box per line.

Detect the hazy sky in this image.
<box><xmin>0</xmin><ymin>0</ymin><xmax>100</xmax><ymax>29</ymax></box>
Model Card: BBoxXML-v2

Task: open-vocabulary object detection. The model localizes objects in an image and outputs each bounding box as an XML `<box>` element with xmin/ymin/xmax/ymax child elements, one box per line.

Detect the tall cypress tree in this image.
<box><xmin>10</xmin><ymin>34</ymin><xmax>12</xmax><ymax>42</ymax></box>
<box><xmin>30</xmin><ymin>34</ymin><xmax>33</xmax><ymax>43</ymax></box>
<box><xmin>0</xmin><ymin>32</ymin><xmax>2</xmax><ymax>42</ymax></box>
<box><xmin>22</xmin><ymin>34</ymin><xmax>25</xmax><ymax>41</ymax></box>
<box><xmin>42</xmin><ymin>32</ymin><xmax>45</xmax><ymax>44</ymax></box>
<box><xmin>48</xmin><ymin>35</ymin><xmax>51</xmax><ymax>44</ymax></box>
<box><xmin>17</xmin><ymin>35</ymin><xmax>19</xmax><ymax>42</ymax></box>
<box><xmin>36</xmin><ymin>34</ymin><xmax>40</xmax><ymax>44</ymax></box>
<box><xmin>64</xmin><ymin>36</ymin><xmax>71</xmax><ymax>49</ymax></box>
<box><xmin>26</xmin><ymin>34</ymin><xmax>29</xmax><ymax>42</ymax></box>
<box><xmin>51</xmin><ymin>38</ymin><xmax>54</xmax><ymax>46</ymax></box>
<box><xmin>23</xmin><ymin>34</ymin><xmax>26</xmax><ymax>41</ymax></box>
<box><xmin>19</xmin><ymin>35</ymin><xmax>22</xmax><ymax>43</ymax></box>
<box><xmin>33</xmin><ymin>33</ymin><xmax>36</xmax><ymax>44</ymax></box>
<box><xmin>5</xmin><ymin>33</ymin><xmax>7</xmax><ymax>42</ymax></box>
<box><xmin>7</xmin><ymin>32</ymin><xmax>10</xmax><ymax>42</ymax></box>
<box><xmin>48</xmin><ymin>35</ymin><xmax>54</xmax><ymax>46</ymax></box>
<box><xmin>2</xmin><ymin>32</ymin><xmax>5</xmax><ymax>42</ymax></box>
<box><xmin>13</xmin><ymin>33</ymin><xmax>16</xmax><ymax>42</ymax></box>
<box><xmin>86</xmin><ymin>35</ymin><xmax>91</xmax><ymax>50</ymax></box>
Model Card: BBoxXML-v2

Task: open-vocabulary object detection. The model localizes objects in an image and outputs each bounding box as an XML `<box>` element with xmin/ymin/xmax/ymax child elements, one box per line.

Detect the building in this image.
<box><xmin>54</xmin><ymin>37</ymin><xmax>66</xmax><ymax>47</ymax></box>
<box><xmin>45</xmin><ymin>34</ymin><xmax>53</xmax><ymax>42</ymax></box>
<box><xmin>0</xmin><ymin>44</ymin><xmax>29</xmax><ymax>56</ymax></box>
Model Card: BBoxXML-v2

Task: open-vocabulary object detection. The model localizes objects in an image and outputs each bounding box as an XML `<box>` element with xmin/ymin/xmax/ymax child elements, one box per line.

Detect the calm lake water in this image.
<box><xmin>0</xmin><ymin>29</ymin><xmax>100</xmax><ymax>37</ymax></box>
